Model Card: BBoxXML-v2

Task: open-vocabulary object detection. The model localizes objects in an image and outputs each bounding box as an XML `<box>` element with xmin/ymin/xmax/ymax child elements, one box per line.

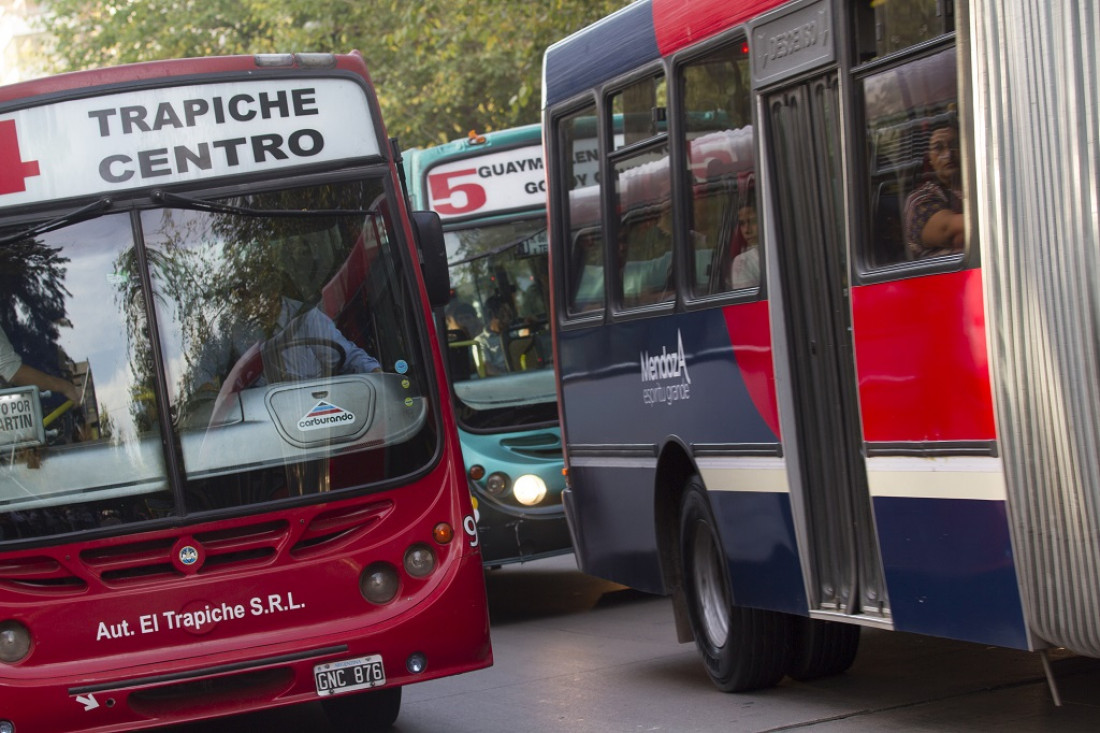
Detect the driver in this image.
<box><xmin>0</xmin><ymin>325</ymin><xmax>81</xmax><ymax>403</ymax></box>
<box><xmin>191</xmin><ymin>229</ymin><xmax>380</xmax><ymax>399</ymax></box>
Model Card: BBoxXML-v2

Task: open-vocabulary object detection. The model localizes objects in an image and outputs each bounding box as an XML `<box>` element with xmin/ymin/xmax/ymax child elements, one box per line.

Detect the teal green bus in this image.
<box><xmin>404</xmin><ymin>125</ymin><xmax>573</xmax><ymax>565</ymax></box>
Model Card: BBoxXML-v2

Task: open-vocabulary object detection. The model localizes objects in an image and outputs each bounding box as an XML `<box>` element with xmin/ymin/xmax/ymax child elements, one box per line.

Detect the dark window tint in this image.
<box><xmin>560</xmin><ymin>104</ymin><xmax>604</xmax><ymax>315</ymax></box>
<box><xmin>853</xmin><ymin>0</ymin><xmax>955</xmax><ymax>63</ymax></box>
<box><xmin>680</xmin><ymin>41</ymin><xmax>758</xmax><ymax>296</ymax></box>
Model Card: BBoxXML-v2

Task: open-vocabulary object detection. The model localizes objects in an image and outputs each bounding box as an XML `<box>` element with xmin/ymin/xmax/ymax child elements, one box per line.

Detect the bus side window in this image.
<box><xmin>860</xmin><ymin>46</ymin><xmax>965</xmax><ymax>269</ymax></box>
<box><xmin>679</xmin><ymin>41</ymin><xmax>756</xmax><ymax>297</ymax></box>
<box><xmin>560</xmin><ymin>103</ymin><xmax>604</xmax><ymax>316</ymax></box>
<box><xmin>570</xmin><ymin>229</ymin><xmax>605</xmax><ymax>313</ymax></box>
<box><xmin>853</xmin><ymin>0</ymin><xmax>956</xmax><ymax>64</ymax></box>
<box><xmin>609</xmin><ymin>74</ymin><xmax>673</xmax><ymax>310</ymax></box>
<box><xmin>614</xmin><ymin>145</ymin><xmax>673</xmax><ymax>308</ymax></box>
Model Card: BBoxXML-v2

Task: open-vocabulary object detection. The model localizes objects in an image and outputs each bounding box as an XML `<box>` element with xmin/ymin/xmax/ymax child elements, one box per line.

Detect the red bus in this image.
<box><xmin>543</xmin><ymin>0</ymin><xmax>1100</xmax><ymax>695</ymax></box>
<box><xmin>0</xmin><ymin>52</ymin><xmax>490</xmax><ymax>731</ymax></box>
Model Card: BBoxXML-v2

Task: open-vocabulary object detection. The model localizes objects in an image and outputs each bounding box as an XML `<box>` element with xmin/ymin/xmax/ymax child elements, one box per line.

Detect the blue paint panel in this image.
<box><xmin>543</xmin><ymin>0</ymin><xmax>659</xmax><ymax>107</ymax></box>
<box><xmin>711</xmin><ymin>490</ymin><xmax>806</xmax><ymax>615</ymax></box>
<box><xmin>566</xmin><ymin>463</ymin><xmax>665</xmax><ymax>594</ymax></box>
<box><xmin>875</xmin><ymin>497</ymin><xmax>1028</xmax><ymax>649</ymax></box>
<box><xmin>559</xmin><ymin>310</ymin><xmax>777</xmax><ymax>447</ymax></box>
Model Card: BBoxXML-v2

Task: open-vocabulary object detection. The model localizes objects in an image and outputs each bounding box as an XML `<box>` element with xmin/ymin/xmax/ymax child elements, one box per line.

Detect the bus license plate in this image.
<box><xmin>314</xmin><ymin>655</ymin><xmax>386</xmax><ymax>696</ymax></box>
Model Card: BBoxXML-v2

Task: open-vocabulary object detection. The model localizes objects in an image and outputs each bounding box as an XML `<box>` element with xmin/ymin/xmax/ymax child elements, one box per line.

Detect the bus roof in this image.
<box><xmin>403</xmin><ymin>123</ymin><xmax>542</xmax><ymax>203</ymax></box>
<box><xmin>0</xmin><ymin>52</ymin><xmax>372</xmax><ymax>105</ymax></box>
<box><xmin>542</xmin><ymin>0</ymin><xmax>785</xmax><ymax>108</ymax></box>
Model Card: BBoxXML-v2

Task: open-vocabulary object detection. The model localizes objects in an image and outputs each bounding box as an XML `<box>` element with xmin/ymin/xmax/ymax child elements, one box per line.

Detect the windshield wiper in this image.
<box><xmin>153</xmin><ymin>190</ymin><xmax>374</xmax><ymax>218</ymax></box>
<box><xmin>0</xmin><ymin>197</ymin><xmax>114</xmax><ymax>248</ymax></box>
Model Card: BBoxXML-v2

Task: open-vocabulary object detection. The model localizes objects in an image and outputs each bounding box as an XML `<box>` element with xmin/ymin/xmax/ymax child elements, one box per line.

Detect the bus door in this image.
<box><xmin>763</xmin><ymin>72</ymin><xmax>889</xmax><ymax>621</ymax></box>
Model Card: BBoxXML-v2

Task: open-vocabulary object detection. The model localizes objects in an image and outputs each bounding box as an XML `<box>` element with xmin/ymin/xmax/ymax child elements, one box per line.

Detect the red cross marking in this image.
<box><xmin>0</xmin><ymin>119</ymin><xmax>41</xmax><ymax>195</ymax></box>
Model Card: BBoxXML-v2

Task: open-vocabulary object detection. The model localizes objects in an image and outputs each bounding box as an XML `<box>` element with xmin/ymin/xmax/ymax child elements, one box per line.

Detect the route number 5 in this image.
<box><xmin>428</xmin><ymin>169</ymin><xmax>486</xmax><ymax>215</ymax></box>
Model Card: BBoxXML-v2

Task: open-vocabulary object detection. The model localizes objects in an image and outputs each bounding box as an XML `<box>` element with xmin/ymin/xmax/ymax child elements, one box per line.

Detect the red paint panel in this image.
<box><xmin>852</xmin><ymin>270</ymin><xmax>995</xmax><ymax>442</ymax></box>
<box><xmin>724</xmin><ymin>299</ymin><xmax>781</xmax><ymax>438</ymax></box>
<box><xmin>653</xmin><ymin>0</ymin><xmax>788</xmax><ymax>55</ymax></box>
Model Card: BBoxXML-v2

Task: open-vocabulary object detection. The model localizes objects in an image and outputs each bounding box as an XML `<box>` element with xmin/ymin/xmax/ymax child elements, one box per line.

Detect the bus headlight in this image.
<box><xmin>0</xmin><ymin>620</ymin><xmax>31</xmax><ymax>663</ymax></box>
<box><xmin>404</xmin><ymin>544</ymin><xmax>437</xmax><ymax>578</ymax></box>
<box><xmin>513</xmin><ymin>474</ymin><xmax>548</xmax><ymax>506</ymax></box>
<box><xmin>485</xmin><ymin>472</ymin><xmax>510</xmax><ymax>496</ymax></box>
<box><xmin>360</xmin><ymin>563</ymin><xmax>400</xmax><ymax>605</ymax></box>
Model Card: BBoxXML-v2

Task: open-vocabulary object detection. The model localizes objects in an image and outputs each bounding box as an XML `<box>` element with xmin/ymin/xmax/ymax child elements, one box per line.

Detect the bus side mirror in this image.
<box><xmin>412</xmin><ymin>211</ymin><xmax>451</xmax><ymax>308</ymax></box>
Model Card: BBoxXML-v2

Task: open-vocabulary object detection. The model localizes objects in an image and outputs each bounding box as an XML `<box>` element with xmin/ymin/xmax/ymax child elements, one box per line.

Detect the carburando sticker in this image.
<box><xmin>298</xmin><ymin>400</ymin><xmax>355</xmax><ymax>431</ymax></box>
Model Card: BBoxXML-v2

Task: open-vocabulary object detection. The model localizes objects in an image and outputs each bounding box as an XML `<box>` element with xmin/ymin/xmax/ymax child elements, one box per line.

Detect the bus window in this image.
<box><xmin>0</xmin><ymin>214</ymin><xmax>173</xmax><ymax>537</ymax></box>
<box><xmin>679</xmin><ymin>41</ymin><xmax>757</xmax><ymax>296</ymax></box>
<box><xmin>614</xmin><ymin>144</ymin><xmax>674</xmax><ymax>308</ymax></box>
<box><xmin>561</xmin><ymin>103</ymin><xmax>604</xmax><ymax>315</ymax></box>
<box><xmin>145</xmin><ymin>179</ymin><xmax>433</xmax><ymax>508</ymax></box>
<box><xmin>861</xmin><ymin>46</ymin><xmax>964</xmax><ymax>269</ymax></box>
<box><xmin>853</xmin><ymin>0</ymin><xmax>956</xmax><ymax>63</ymax></box>
<box><xmin>612</xmin><ymin>74</ymin><xmax>667</xmax><ymax>149</ymax></box>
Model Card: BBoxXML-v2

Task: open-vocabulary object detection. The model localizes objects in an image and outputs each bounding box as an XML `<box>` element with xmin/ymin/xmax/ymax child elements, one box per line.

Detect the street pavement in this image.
<box><xmin>175</xmin><ymin>553</ymin><xmax>1100</xmax><ymax>732</ymax></box>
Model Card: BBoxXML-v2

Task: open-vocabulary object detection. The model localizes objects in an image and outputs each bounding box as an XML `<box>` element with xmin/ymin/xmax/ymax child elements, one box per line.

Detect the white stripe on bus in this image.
<box><xmin>866</xmin><ymin>456</ymin><xmax>1005</xmax><ymax>501</ymax></box>
<box><xmin>697</xmin><ymin>456</ymin><xmax>790</xmax><ymax>493</ymax></box>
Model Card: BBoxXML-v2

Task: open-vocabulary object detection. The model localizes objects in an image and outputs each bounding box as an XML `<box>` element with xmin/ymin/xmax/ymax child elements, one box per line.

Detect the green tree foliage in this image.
<box><xmin>39</xmin><ymin>0</ymin><xmax>630</xmax><ymax>148</ymax></box>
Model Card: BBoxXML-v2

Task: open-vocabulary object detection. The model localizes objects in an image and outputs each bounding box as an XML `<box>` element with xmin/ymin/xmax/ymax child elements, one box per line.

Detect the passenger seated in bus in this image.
<box><xmin>474</xmin><ymin>296</ymin><xmax>512</xmax><ymax>376</ymax></box>
<box><xmin>904</xmin><ymin>116</ymin><xmax>965</xmax><ymax>259</ymax></box>
<box><xmin>729</xmin><ymin>193</ymin><xmax>761</xmax><ymax>289</ymax></box>
<box><xmin>446</xmin><ymin>300</ymin><xmax>481</xmax><ymax>341</ymax></box>
<box><xmin>444</xmin><ymin>300</ymin><xmax>479</xmax><ymax>380</ymax></box>
<box><xmin>570</xmin><ymin>231</ymin><xmax>605</xmax><ymax>311</ymax></box>
<box><xmin>0</xmin><ymin>325</ymin><xmax>81</xmax><ymax>403</ymax></box>
<box><xmin>620</xmin><ymin>206</ymin><xmax>673</xmax><ymax>306</ymax></box>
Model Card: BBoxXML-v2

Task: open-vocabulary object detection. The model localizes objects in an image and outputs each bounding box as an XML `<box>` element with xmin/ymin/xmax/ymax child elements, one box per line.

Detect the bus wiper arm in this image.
<box><xmin>153</xmin><ymin>190</ymin><xmax>373</xmax><ymax>218</ymax></box>
<box><xmin>0</xmin><ymin>197</ymin><xmax>114</xmax><ymax>248</ymax></box>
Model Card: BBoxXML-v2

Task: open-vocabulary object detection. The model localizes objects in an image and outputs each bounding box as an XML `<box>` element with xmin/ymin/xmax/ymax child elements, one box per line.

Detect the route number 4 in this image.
<box><xmin>428</xmin><ymin>169</ymin><xmax>486</xmax><ymax>215</ymax></box>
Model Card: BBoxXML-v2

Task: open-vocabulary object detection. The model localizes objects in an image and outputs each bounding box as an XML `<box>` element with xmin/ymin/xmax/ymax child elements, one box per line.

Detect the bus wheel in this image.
<box><xmin>787</xmin><ymin>615</ymin><xmax>860</xmax><ymax>681</ymax></box>
<box><xmin>680</xmin><ymin>479</ymin><xmax>791</xmax><ymax>692</ymax></box>
<box><xmin>322</xmin><ymin>686</ymin><xmax>401</xmax><ymax>732</ymax></box>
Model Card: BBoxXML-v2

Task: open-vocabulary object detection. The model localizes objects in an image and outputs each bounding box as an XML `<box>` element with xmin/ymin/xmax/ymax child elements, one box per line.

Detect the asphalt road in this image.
<box><xmin>174</xmin><ymin>553</ymin><xmax>1100</xmax><ymax>732</ymax></box>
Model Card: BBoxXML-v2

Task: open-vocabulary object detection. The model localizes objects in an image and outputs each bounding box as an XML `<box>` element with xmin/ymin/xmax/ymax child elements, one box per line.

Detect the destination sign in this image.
<box><xmin>0</xmin><ymin>77</ymin><xmax>380</xmax><ymax>208</ymax></box>
<box><xmin>426</xmin><ymin>143</ymin><xmax>546</xmax><ymax>219</ymax></box>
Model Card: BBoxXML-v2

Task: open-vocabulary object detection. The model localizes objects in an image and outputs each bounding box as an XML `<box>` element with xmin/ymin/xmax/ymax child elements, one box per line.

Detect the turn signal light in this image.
<box><xmin>433</xmin><ymin>522</ymin><xmax>454</xmax><ymax>544</ymax></box>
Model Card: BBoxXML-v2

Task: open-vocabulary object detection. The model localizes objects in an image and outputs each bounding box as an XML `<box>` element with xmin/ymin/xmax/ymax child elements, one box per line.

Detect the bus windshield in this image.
<box><xmin>443</xmin><ymin>217</ymin><xmax>556</xmax><ymax>431</ymax></box>
<box><xmin>0</xmin><ymin>176</ymin><xmax>436</xmax><ymax>541</ymax></box>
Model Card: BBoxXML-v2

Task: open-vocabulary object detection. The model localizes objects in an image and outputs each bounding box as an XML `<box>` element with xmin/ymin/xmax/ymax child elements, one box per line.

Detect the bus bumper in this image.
<box><xmin>475</xmin><ymin>498</ymin><xmax>573</xmax><ymax>566</ymax></box>
<box><xmin>0</xmin><ymin>552</ymin><xmax>491</xmax><ymax>733</ymax></box>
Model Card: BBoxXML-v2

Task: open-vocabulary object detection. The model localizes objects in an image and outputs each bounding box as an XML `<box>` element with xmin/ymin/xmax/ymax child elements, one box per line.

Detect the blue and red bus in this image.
<box><xmin>404</xmin><ymin>125</ymin><xmax>573</xmax><ymax>565</ymax></box>
<box><xmin>543</xmin><ymin>0</ymin><xmax>1100</xmax><ymax>693</ymax></box>
<box><xmin>0</xmin><ymin>52</ymin><xmax>490</xmax><ymax>731</ymax></box>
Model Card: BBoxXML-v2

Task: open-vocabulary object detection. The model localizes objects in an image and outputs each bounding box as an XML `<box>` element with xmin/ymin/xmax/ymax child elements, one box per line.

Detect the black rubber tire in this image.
<box><xmin>322</xmin><ymin>686</ymin><xmax>402</xmax><ymax>732</ymax></box>
<box><xmin>680</xmin><ymin>477</ymin><xmax>792</xmax><ymax>692</ymax></box>
<box><xmin>787</xmin><ymin>615</ymin><xmax>861</xmax><ymax>681</ymax></box>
